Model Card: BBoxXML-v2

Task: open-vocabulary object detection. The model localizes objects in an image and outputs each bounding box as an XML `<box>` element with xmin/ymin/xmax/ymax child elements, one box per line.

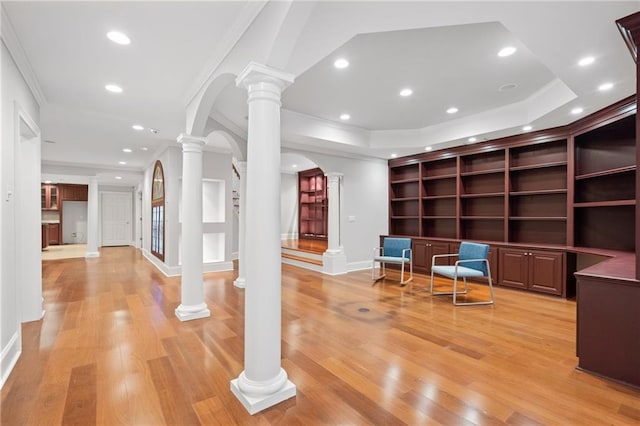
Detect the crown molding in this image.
<box><xmin>1</xmin><ymin>6</ymin><xmax>46</xmax><ymax>106</ymax></box>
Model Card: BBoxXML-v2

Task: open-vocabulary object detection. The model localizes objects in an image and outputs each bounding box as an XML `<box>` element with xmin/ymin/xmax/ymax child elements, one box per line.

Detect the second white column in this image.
<box><xmin>230</xmin><ymin>62</ymin><xmax>296</xmax><ymax>414</ymax></box>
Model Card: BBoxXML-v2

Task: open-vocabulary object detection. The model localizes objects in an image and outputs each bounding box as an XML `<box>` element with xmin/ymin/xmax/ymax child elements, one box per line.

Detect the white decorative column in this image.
<box><xmin>230</xmin><ymin>62</ymin><xmax>296</xmax><ymax>414</ymax></box>
<box><xmin>85</xmin><ymin>176</ymin><xmax>100</xmax><ymax>257</ymax></box>
<box><xmin>175</xmin><ymin>134</ymin><xmax>211</xmax><ymax>322</ymax></box>
<box><xmin>233</xmin><ymin>161</ymin><xmax>247</xmax><ymax>289</ymax></box>
<box><xmin>322</xmin><ymin>172</ymin><xmax>347</xmax><ymax>274</ymax></box>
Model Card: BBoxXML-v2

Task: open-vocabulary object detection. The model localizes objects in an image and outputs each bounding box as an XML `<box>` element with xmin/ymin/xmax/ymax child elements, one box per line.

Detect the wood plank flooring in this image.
<box><xmin>2</xmin><ymin>246</ymin><xmax>640</xmax><ymax>425</ymax></box>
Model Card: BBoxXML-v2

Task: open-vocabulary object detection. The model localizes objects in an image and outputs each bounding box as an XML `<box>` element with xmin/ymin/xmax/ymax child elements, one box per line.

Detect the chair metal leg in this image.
<box><xmin>372</xmin><ymin>260</ymin><xmax>386</xmax><ymax>281</ymax></box>
<box><xmin>399</xmin><ymin>261</ymin><xmax>413</xmax><ymax>286</ymax></box>
<box><xmin>453</xmin><ymin>275</ymin><xmax>495</xmax><ymax>306</ymax></box>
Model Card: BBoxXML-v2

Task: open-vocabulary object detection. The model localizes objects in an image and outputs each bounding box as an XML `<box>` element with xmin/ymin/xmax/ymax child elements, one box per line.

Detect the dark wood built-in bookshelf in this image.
<box><xmin>299</xmin><ymin>168</ymin><xmax>328</xmax><ymax>240</ymax></box>
<box><xmin>389</xmin><ymin>97</ymin><xmax>635</xmax><ymax>252</ymax></box>
<box><xmin>387</xmin><ymin>95</ymin><xmax>636</xmax><ymax>301</ymax></box>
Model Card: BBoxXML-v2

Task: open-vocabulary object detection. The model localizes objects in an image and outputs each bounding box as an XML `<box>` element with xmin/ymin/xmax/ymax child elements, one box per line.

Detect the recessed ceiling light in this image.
<box><xmin>446</xmin><ymin>107</ymin><xmax>458</xmax><ymax>114</ymax></box>
<box><xmin>44</xmin><ymin>180</ymin><xmax>52</xmax><ymax>184</ymax></box>
<box><xmin>425</xmin><ymin>146</ymin><xmax>432</xmax><ymax>151</ymax></box>
<box><xmin>132</xmin><ymin>124</ymin><xmax>144</xmax><ymax>131</ymax></box>
<box><xmin>292</xmin><ymin>164</ymin><xmax>298</xmax><ymax>168</ymax></box>
<box><xmin>334</xmin><ymin>58</ymin><xmax>349</xmax><ymax>69</ymax></box>
<box><xmin>399</xmin><ymin>88</ymin><xmax>413</xmax><ymax>97</ymax></box>
<box><xmin>115</xmin><ymin>176</ymin><xmax>122</xmax><ymax>180</ymax></box>
<box><xmin>141</xmin><ymin>147</ymin><xmax>148</xmax><ymax>151</ymax></box>
<box><xmin>105</xmin><ymin>84</ymin><xmax>123</xmax><ymax>93</ymax></box>
<box><xmin>106</xmin><ymin>31</ymin><xmax>131</xmax><ymax>45</ymax></box>
<box><xmin>571</xmin><ymin>107</ymin><xmax>584</xmax><ymax>115</ymax></box>
<box><xmin>578</xmin><ymin>56</ymin><xmax>595</xmax><ymax>66</ymax></box>
<box><xmin>340</xmin><ymin>113</ymin><xmax>350</xmax><ymax>120</ymax></box>
<box><xmin>498</xmin><ymin>46</ymin><xmax>517</xmax><ymax>57</ymax></box>
<box><xmin>468</xmin><ymin>137</ymin><xmax>477</xmax><ymax>142</ymax></box>
<box><xmin>522</xmin><ymin>125</ymin><xmax>533</xmax><ymax>131</ymax></box>
<box><xmin>118</xmin><ymin>161</ymin><xmax>127</xmax><ymax>165</ymax></box>
<box><xmin>122</xmin><ymin>148</ymin><xmax>132</xmax><ymax>153</ymax></box>
<box><xmin>598</xmin><ymin>82</ymin><xmax>614</xmax><ymax>91</ymax></box>
<box><xmin>390</xmin><ymin>153</ymin><xmax>398</xmax><ymax>158</ymax></box>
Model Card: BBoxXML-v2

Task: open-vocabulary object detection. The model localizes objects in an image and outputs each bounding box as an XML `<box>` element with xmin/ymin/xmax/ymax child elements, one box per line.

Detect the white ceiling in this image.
<box><xmin>2</xmin><ymin>1</ymin><xmax>638</xmax><ymax>185</ymax></box>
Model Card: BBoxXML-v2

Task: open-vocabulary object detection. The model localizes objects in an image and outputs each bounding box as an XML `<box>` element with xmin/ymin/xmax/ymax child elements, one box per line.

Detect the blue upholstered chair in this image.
<box><xmin>372</xmin><ymin>237</ymin><xmax>413</xmax><ymax>285</ymax></box>
<box><xmin>430</xmin><ymin>241</ymin><xmax>494</xmax><ymax>306</ymax></box>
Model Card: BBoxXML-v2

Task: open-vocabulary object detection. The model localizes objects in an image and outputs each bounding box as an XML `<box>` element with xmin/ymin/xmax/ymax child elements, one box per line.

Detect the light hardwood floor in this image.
<box><xmin>2</xmin><ymin>247</ymin><xmax>640</xmax><ymax>425</ymax></box>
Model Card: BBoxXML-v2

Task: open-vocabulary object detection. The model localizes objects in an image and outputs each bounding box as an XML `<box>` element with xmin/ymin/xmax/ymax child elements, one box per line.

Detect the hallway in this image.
<box><xmin>2</xmin><ymin>247</ymin><xmax>639</xmax><ymax>424</ymax></box>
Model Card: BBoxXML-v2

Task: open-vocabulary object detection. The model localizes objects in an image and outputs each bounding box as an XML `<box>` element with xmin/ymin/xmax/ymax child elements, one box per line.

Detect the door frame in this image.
<box><xmin>100</xmin><ymin>191</ymin><xmax>134</xmax><ymax>247</ymax></box>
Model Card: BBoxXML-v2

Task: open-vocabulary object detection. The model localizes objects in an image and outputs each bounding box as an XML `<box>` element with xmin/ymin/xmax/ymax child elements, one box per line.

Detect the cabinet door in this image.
<box><xmin>424</xmin><ymin>241</ymin><xmax>450</xmax><ymax>274</ymax></box>
<box><xmin>49</xmin><ymin>186</ymin><xmax>58</xmax><ymax>209</ymax></box>
<box><xmin>48</xmin><ymin>223</ymin><xmax>60</xmax><ymax>245</ymax></box>
<box><xmin>412</xmin><ymin>240</ymin><xmax>429</xmax><ymax>269</ymax></box>
<box><xmin>499</xmin><ymin>249</ymin><xmax>528</xmax><ymax>289</ymax></box>
<box><xmin>528</xmin><ymin>250</ymin><xmax>564</xmax><ymax>295</ymax></box>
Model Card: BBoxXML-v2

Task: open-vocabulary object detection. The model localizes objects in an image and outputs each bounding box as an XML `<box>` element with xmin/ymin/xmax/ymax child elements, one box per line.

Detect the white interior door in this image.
<box><xmin>101</xmin><ymin>192</ymin><xmax>132</xmax><ymax>246</ymax></box>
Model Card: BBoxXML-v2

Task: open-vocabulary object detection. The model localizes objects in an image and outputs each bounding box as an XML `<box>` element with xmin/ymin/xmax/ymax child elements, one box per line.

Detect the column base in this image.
<box><xmin>230</xmin><ymin>376</ymin><xmax>296</xmax><ymax>415</ymax></box>
<box><xmin>175</xmin><ymin>303</ymin><xmax>211</xmax><ymax>322</ymax></box>
<box><xmin>85</xmin><ymin>251</ymin><xmax>100</xmax><ymax>258</ymax></box>
<box><xmin>322</xmin><ymin>249</ymin><xmax>347</xmax><ymax>275</ymax></box>
<box><xmin>233</xmin><ymin>277</ymin><xmax>246</xmax><ymax>289</ymax></box>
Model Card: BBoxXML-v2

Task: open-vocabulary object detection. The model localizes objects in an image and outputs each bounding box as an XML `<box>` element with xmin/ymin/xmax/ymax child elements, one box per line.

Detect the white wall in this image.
<box><xmin>1</xmin><ymin>40</ymin><xmax>41</xmax><ymax>386</ymax></box>
<box><xmin>62</xmin><ymin>201</ymin><xmax>88</xmax><ymax>243</ymax></box>
<box><xmin>285</xmin><ymin>150</ymin><xmax>388</xmax><ymax>270</ymax></box>
<box><xmin>281</xmin><ymin>172</ymin><xmax>298</xmax><ymax>239</ymax></box>
<box><xmin>142</xmin><ymin>147</ymin><xmax>234</xmax><ymax>275</ymax></box>
<box><xmin>141</xmin><ymin>147</ymin><xmax>180</xmax><ymax>273</ymax></box>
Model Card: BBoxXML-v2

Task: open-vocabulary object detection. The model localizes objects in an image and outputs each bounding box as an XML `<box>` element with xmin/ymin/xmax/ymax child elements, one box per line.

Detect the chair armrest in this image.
<box><xmin>401</xmin><ymin>248</ymin><xmax>411</xmax><ymax>260</ymax></box>
<box><xmin>431</xmin><ymin>253</ymin><xmax>458</xmax><ymax>266</ymax></box>
<box><xmin>455</xmin><ymin>258</ymin><xmax>487</xmax><ymax>265</ymax></box>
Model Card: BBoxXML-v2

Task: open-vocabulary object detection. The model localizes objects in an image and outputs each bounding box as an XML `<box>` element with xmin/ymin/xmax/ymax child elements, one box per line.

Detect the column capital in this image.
<box><xmin>177</xmin><ymin>133</ymin><xmax>206</xmax><ymax>152</ymax></box>
<box><xmin>235</xmin><ymin>62</ymin><xmax>295</xmax><ymax>92</ymax></box>
<box><xmin>235</xmin><ymin>160</ymin><xmax>247</xmax><ymax>174</ymax></box>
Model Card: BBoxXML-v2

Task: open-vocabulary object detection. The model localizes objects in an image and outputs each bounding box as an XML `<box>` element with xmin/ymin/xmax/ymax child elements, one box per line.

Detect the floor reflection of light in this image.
<box><xmin>463</xmin><ymin>406</ymin><xmax>481</xmax><ymax>424</ymax></box>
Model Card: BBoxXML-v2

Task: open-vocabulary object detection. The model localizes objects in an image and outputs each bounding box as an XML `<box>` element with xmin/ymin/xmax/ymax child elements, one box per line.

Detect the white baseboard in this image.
<box><xmin>281</xmin><ymin>232</ymin><xmax>298</xmax><ymax>240</ymax></box>
<box><xmin>0</xmin><ymin>332</ymin><xmax>21</xmax><ymax>389</ymax></box>
<box><xmin>142</xmin><ymin>250</ymin><xmax>234</xmax><ymax>276</ymax></box>
<box><xmin>142</xmin><ymin>249</ymin><xmax>175</xmax><ymax>276</ymax></box>
<box><xmin>232</xmin><ymin>251</ymin><xmax>239</xmax><ymax>260</ymax></box>
<box><xmin>203</xmin><ymin>261</ymin><xmax>234</xmax><ymax>273</ymax></box>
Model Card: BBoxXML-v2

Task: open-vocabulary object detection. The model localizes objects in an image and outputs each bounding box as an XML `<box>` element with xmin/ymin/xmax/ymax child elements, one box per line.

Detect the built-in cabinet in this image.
<box><xmin>499</xmin><ymin>248</ymin><xmax>565</xmax><ymax>296</ymax></box>
<box><xmin>299</xmin><ymin>168</ymin><xmax>327</xmax><ymax>240</ymax></box>
<box><xmin>41</xmin><ymin>184</ymin><xmax>58</xmax><ymax>210</ymax></box>
<box><xmin>411</xmin><ymin>239</ymin><xmax>450</xmax><ymax>274</ymax></box>
<box><xmin>41</xmin><ymin>183</ymin><xmax>88</xmax><ymax>247</ymax></box>
<box><xmin>573</xmin><ymin>114</ymin><xmax>635</xmax><ymax>251</ymax></box>
<box><xmin>59</xmin><ymin>184</ymin><xmax>88</xmax><ymax>202</ymax></box>
<box><xmin>387</xmin><ymin>96</ymin><xmax>635</xmax><ymax>298</ymax></box>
